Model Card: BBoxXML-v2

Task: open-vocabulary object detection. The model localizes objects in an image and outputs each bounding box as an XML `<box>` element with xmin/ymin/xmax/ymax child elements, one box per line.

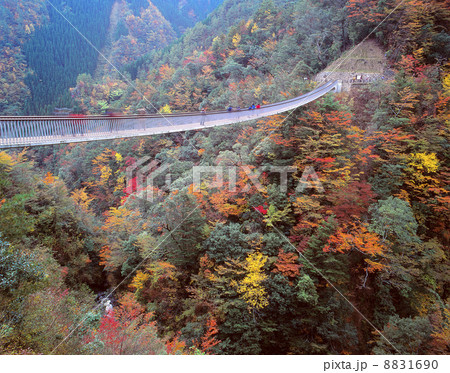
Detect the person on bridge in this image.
<box><xmin>227</xmin><ymin>106</ymin><xmax>233</xmax><ymax>112</ymax></box>
<box><xmin>256</xmin><ymin>104</ymin><xmax>261</xmax><ymax>109</ymax></box>
<box><xmin>69</xmin><ymin>113</ymin><xmax>86</xmax><ymax>136</ymax></box>
<box><xmin>200</xmin><ymin>108</ymin><xmax>206</xmax><ymax>126</ymax></box>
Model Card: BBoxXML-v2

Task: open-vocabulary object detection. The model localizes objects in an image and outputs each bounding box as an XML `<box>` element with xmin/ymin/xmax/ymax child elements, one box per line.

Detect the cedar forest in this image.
<box><xmin>0</xmin><ymin>0</ymin><xmax>449</xmax><ymax>355</ymax></box>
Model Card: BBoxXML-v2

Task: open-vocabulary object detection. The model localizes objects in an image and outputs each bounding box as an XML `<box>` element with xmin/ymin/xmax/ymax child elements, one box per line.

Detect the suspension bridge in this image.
<box><xmin>0</xmin><ymin>80</ymin><xmax>341</xmax><ymax>149</ymax></box>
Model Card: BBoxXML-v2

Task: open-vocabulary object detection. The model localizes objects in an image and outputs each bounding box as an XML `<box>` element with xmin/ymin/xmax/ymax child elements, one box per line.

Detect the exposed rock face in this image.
<box><xmin>315</xmin><ymin>39</ymin><xmax>394</xmax><ymax>91</ymax></box>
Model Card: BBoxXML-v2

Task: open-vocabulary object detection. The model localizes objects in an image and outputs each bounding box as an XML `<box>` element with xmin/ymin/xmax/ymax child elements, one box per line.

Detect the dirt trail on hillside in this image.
<box><xmin>94</xmin><ymin>1</ymin><xmax>123</xmax><ymax>80</ymax></box>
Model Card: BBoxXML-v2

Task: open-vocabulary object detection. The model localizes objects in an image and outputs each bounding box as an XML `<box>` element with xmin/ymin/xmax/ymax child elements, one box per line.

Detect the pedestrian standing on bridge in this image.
<box><xmin>69</xmin><ymin>113</ymin><xmax>86</xmax><ymax>136</ymax></box>
<box><xmin>200</xmin><ymin>108</ymin><xmax>206</xmax><ymax>126</ymax></box>
<box><xmin>256</xmin><ymin>104</ymin><xmax>261</xmax><ymax>109</ymax></box>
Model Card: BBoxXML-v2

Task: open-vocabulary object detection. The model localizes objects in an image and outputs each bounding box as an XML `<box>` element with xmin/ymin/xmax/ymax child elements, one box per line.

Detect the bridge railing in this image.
<box><xmin>0</xmin><ymin>80</ymin><xmax>340</xmax><ymax>149</ymax></box>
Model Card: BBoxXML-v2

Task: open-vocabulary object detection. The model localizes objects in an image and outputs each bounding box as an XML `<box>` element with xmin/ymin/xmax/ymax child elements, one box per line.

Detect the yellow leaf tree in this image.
<box><xmin>237</xmin><ymin>251</ymin><xmax>269</xmax><ymax>314</ymax></box>
<box><xmin>71</xmin><ymin>187</ymin><xmax>94</xmax><ymax>212</ymax></box>
<box><xmin>232</xmin><ymin>33</ymin><xmax>241</xmax><ymax>48</ymax></box>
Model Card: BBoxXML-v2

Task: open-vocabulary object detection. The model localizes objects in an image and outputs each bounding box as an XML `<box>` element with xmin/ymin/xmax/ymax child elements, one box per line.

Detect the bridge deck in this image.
<box><xmin>0</xmin><ymin>80</ymin><xmax>340</xmax><ymax>149</ymax></box>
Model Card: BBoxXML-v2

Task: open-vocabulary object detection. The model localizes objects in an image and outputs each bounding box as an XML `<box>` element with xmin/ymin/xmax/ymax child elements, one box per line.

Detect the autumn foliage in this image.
<box><xmin>0</xmin><ymin>0</ymin><xmax>449</xmax><ymax>356</ymax></box>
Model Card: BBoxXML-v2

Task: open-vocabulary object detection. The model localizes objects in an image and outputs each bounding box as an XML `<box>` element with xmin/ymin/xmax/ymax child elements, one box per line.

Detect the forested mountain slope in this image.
<box><xmin>23</xmin><ymin>0</ymin><xmax>115</xmax><ymax>115</ymax></box>
<box><xmin>0</xmin><ymin>0</ymin><xmax>449</xmax><ymax>355</ymax></box>
<box><xmin>93</xmin><ymin>0</ymin><xmax>176</xmax><ymax>83</ymax></box>
<box><xmin>0</xmin><ymin>0</ymin><xmax>47</xmax><ymax>115</ymax></box>
<box><xmin>146</xmin><ymin>0</ymin><xmax>225</xmax><ymax>35</ymax></box>
<box><xmin>0</xmin><ymin>0</ymin><xmax>222</xmax><ymax>116</ymax></box>
<box><xmin>73</xmin><ymin>0</ymin><xmax>355</xmax><ymax>113</ymax></box>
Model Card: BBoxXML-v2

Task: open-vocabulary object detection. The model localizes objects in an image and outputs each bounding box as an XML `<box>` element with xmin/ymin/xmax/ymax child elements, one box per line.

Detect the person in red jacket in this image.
<box><xmin>256</xmin><ymin>104</ymin><xmax>261</xmax><ymax>109</ymax></box>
